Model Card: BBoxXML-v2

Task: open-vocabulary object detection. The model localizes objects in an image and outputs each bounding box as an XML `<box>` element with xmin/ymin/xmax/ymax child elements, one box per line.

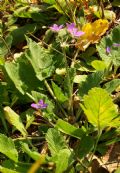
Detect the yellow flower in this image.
<box><xmin>76</xmin><ymin>19</ymin><xmax>109</xmax><ymax>51</ymax></box>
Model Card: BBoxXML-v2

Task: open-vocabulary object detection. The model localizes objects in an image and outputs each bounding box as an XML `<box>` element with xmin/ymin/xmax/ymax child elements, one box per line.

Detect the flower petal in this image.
<box><xmin>31</xmin><ymin>103</ymin><xmax>40</xmax><ymax>109</ymax></box>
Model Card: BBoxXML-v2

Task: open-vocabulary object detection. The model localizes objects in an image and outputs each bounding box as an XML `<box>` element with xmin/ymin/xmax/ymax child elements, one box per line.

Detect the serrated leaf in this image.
<box><xmin>52</xmin><ymin>81</ymin><xmax>68</xmax><ymax>103</ymax></box>
<box><xmin>78</xmin><ymin>71</ymin><xmax>103</xmax><ymax>97</ymax></box>
<box><xmin>21</xmin><ymin>142</ymin><xmax>40</xmax><ymax>161</ymax></box>
<box><xmin>5</xmin><ymin>55</ymin><xmax>42</xmax><ymax>94</ymax></box>
<box><xmin>97</xmin><ymin>24</ymin><xmax>120</xmax><ymax>66</ymax></box>
<box><xmin>0</xmin><ymin>134</ymin><xmax>18</xmax><ymax>162</ymax></box>
<box><xmin>104</xmin><ymin>79</ymin><xmax>120</xmax><ymax>93</ymax></box>
<box><xmin>55</xmin><ymin>149</ymin><xmax>74</xmax><ymax>173</ymax></box>
<box><xmin>4</xmin><ymin>106</ymin><xmax>27</xmax><ymax>137</ymax></box>
<box><xmin>81</xmin><ymin>87</ymin><xmax>118</xmax><ymax>130</ymax></box>
<box><xmin>25</xmin><ymin>37</ymin><xmax>54</xmax><ymax>80</ymax></box>
<box><xmin>46</xmin><ymin>128</ymin><xmax>67</xmax><ymax>156</ymax></box>
<box><xmin>56</xmin><ymin>119</ymin><xmax>85</xmax><ymax>139</ymax></box>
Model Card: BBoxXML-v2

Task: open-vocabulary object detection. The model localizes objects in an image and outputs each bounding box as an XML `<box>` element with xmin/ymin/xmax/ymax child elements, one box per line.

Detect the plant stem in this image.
<box><xmin>13</xmin><ymin>136</ymin><xmax>45</xmax><ymax>141</ymax></box>
<box><xmin>0</xmin><ymin>36</ymin><xmax>13</xmax><ymax>58</ymax></box>
<box><xmin>62</xmin><ymin>48</ymin><xmax>73</xmax><ymax>115</ymax></box>
<box><xmin>44</xmin><ymin>80</ymin><xmax>68</xmax><ymax>117</ymax></box>
<box><xmin>89</xmin><ymin>129</ymin><xmax>102</xmax><ymax>163</ymax></box>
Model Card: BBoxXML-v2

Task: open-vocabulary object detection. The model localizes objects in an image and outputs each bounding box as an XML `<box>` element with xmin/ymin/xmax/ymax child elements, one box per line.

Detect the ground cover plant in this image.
<box><xmin>0</xmin><ymin>0</ymin><xmax>120</xmax><ymax>172</ymax></box>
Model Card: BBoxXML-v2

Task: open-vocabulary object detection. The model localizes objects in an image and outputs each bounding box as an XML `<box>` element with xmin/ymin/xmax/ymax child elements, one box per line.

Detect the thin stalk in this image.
<box><xmin>55</xmin><ymin>0</ymin><xmax>70</xmax><ymax>18</ymax></box>
<box><xmin>89</xmin><ymin>129</ymin><xmax>102</xmax><ymax>163</ymax></box>
<box><xmin>62</xmin><ymin>48</ymin><xmax>73</xmax><ymax>115</ymax></box>
<box><xmin>44</xmin><ymin>80</ymin><xmax>68</xmax><ymax>117</ymax></box>
<box><xmin>13</xmin><ymin>136</ymin><xmax>45</xmax><ymax>141</ymax></box>
<box><xmin>0</xmin><ymin>36</ymin><xmax>13</xmax><ymax>58</ymax></box>
<box><xmin>28</xmin><ymin>32</ymin><xmax>72</xmax><ymax>61</ymax></box>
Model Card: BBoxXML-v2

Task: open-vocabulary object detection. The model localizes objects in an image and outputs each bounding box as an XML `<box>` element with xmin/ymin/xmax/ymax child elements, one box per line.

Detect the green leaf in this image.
<box><xmin>97</xmin><ymin>24</ymin><xmax>120</xmax><ymax>66</ymax></box>
<box><xmin>21</xmin><ymin>142</ymin><xmax>40</xmax><ymax>161</ymax></box>
<box><xmin>11</xmin><ymin>24</ymin><xmax>38</xmax><ymax>45</ymax></box>
<box><xmin>0</xmin><ymin>134</ymin><xmax>18</xmax><ymax>162</ymax></box>
<box><xmin>76</xmin><ymin>136</ymin><xmax>94</xmax><ymax>159</ymax></box>
<box><xmin>78</xmin><ymin>71</ymin><xmax>103</xmax><ymax>97</ymax></box>
<box><xmin>52</xmin><ymin>81</ymin><xmax>68</xmax><ymax>103</ymax></box>
<box><xmin>81</xmin><ymin>87</ymin><xmax>118</xmax><ymax>130</ymax></box>
<box><xmin>25</xmin><ymin>109</ymin><xmax>35</xmax><ymax>129</ymax></box>
<box><xmin>42</xmin><ymin>0</ymin><xmax>55</xmax><ymax>4</ymax></box>
<box><xmin>56</xmin><ymin>119</ymin><xmax>85</xmax><ymax>139</ymax></box>
<box><xmin>5</xmin><ymin>55</ymin><xmax>42</xmax><ymax>94</ymax></box>
<box><xmin>2</xmin><ymin>160</ymin><xmax>31</xmax><ymax>173</ymax></box>
<box><xmin>46</xmin><ymin>128</ymin><xmax>67</xmax><ymax>156</ymax></box>
<box><xmin>91</xmin><ymin>60</ymin><xmax>106</xmax><ymax>71</ymax></box>
<box><xmin>4</xmin><ymin>106</ymin><xmax>27</xmax><ymax>137</ymax></box>
<box><xmin>55</xmin><ymin>149</ymin><xmax>74</xmax><ymax>173</ymax></box>
<box><xmin>0</xmin><ymin>82</ymin><xmax>9</xmax><ymax>104</ymax></box>
<box><xmin>0</xmin><ymin>166</ymin><xmax>19</xmax><ymax>173</ymax></box>
<box><xmin>104</xmin><ymin>79</ymin><xmax>120</xmax><ymax>93</ymax></box>
<box><xmin>0</xmin><ymin>34</ymin><xmax>12</xmax><ymax>57</ymax></box>
<box><xmin>25</xmin><ymin>37</ymin><xmax>54</xmax><ymax>80</ymax></box>
<box><xmin>74</xmin><ymin>75</ymin><xmax>87</xmax><ymax>84</ymax></box>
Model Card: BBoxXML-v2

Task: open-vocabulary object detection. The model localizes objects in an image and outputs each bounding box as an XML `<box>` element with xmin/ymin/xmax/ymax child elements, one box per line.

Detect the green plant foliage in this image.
<box><xmin>81</xmin><ymin>87</ymin><xmax>118</xmax><ymax>130</ymax></box>
<box><xmin>97</xmin><ymin>24</ymin><xmax>120</xmax><ymax>66</ymax></box>
<box><xmin>55</xmin><ymin>149</ymin><xmax>74</xmax><ymax>173</ymax></box>
<box><xmin>104</xmin><ymin>79</ymin><xmax>120</xmax><ymax>93</ymax></box>
<box><xmin>0</xmin><ymin>166</ymin><xmax>19</xmax><ymax>173</ymax></box>
<box><xmin>4</xmin><ymin>106</ymin><xmax>27</xmax><ymax>137</ymax></box>
<box><xmin>4</xmin><ymin>54</ymin><xmax>42</xmax><ymax>95</ymax></box>
<box><xmin>21</xmin><ymin>142</ymin><xmax>41</xmax><ymax>161</ymax></box>
<box><xmin>56</xmin><ymin>119</ymin><xmax>85</xmax><ymax>139</ymax></box>
<box><xmin>76</xmin><ymin>136</ymin><xmax>94</xmax><ymax>159</ymax></box>
<box><xmin>25</xmin><ymin>109</ymin><xmax>35</xmax><ymax>129</ymax></box>
<box><xmin>11</xmin><ymin>24</ymin><xmax>38</xmax><ymax>45</ymax></box>
<box><xmin>0</xmin><ymin>34</ymin><xmax>12</xmax><ymax>58</ymax></box>
<box><xmin>0</xmin><ymin>134</ymin><xmax>18</xmax><ymax>162</ymax></box>
<box><xmin>52</xmin><ymin>81</ymin><xmax>68</xmax><ymax>103</ymax></box>
<box><xmin>46</xmin><ymin>128</ymin><xmax>67</xmax><ymax>156</ymax></box>
<box><xmin>2</xmin><ymin>160</ymin><xmax>31</xmax><ymax>173</ymax></box>
<box><xmin>25</xmin><ymin>37</ymin><xmax>55</xmax><ymax>81</ymax></box>
<box><xmin>91</xmin><ymin>60</ymin><xmax>106</xmax><ymax>71</ymax></box>
<box><xmin>0</xmin><ymin>0</ymin><xmax>120</xmax><ymax>172</ymax></box>
<box><xmin>78</xmin><ymin>71</ymin><xmax>103</xmax><ymax>97</ymax></box>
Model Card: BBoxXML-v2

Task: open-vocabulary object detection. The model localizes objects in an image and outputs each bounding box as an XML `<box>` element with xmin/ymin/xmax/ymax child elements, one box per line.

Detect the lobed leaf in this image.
<box><xmin>81</xmin><ymin>87</ymin><xmax>118</xmax><ymax>130</ymax></box>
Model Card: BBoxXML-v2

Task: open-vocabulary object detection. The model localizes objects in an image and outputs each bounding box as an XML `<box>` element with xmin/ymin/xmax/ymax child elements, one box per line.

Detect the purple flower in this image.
<box><xmin>50</xmin><ymin>24</ymin><xmax>63</xmax><ymax>32</ymax></box>
<box><xmin>66</xmin><ymin>23</ymin><xmax>84</xmax><ymax>37</ymax></box>
<box><xmin>113</xmin><ymin>43</ymin><xmax>120</xmax><ymax>47</ymax></box>
<box><xmin>31</xmin><ymin>100</ymin><xmax>48</xmax><ymax>109</ymax></box>
<box><xmin>106</xmin><ymin>46</ymin><xmax>111</xmax><ymax>54</ymax></box>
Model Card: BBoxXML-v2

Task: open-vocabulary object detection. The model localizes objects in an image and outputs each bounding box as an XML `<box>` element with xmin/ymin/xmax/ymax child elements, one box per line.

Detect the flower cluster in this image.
<box><xmin>106</xmin><ymin>43</ymin><xmax>120</xmax><ymax>54</ymax></box>
<box><xmin>50</xmin><ymin>23</ymin><xmax>84</xmax><ymax>37</ymax></box>
<box><xmin>31</xmin><ymin>99</ymin><xmax>48</xmax><ymax>109</ymax></box>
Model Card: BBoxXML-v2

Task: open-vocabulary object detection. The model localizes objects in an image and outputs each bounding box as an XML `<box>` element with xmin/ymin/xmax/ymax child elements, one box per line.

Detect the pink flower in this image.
<box><xmin>106</xmin><ymin>46</ymin><xmax>111</xmax><ymax>54</ymax></box>
<box><xmin>50</xmin><ymin>24</ymin><xmax>63</xmax><ymax>32</ymax></box>
<box><xmin>66</xmin><ymin>23</ymin><xmax>84</xmax><ymax>37</ymax></box>
<box><xmin>31</xmin><ymin>100</ymin><xmax>48</xmax><ymax>109</ymax></box>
